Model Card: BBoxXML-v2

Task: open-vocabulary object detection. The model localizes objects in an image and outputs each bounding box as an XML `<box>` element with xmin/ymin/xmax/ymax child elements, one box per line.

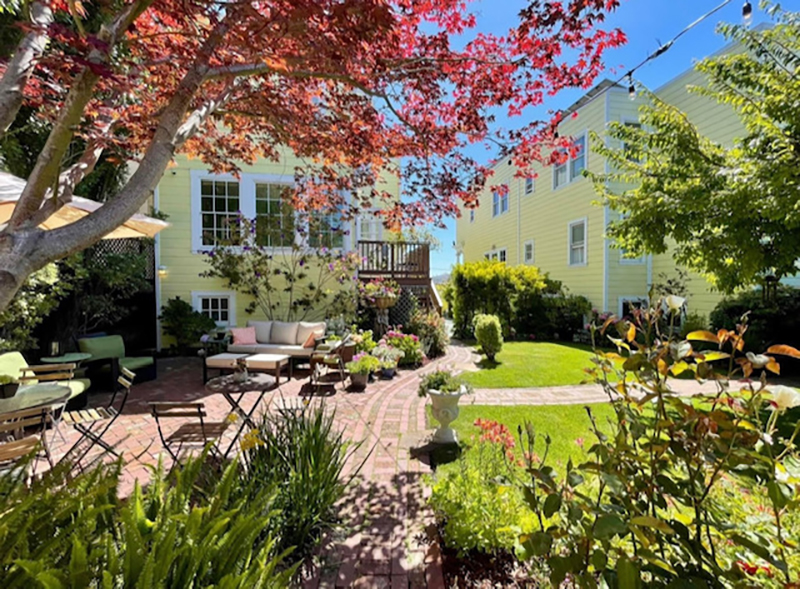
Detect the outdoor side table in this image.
<box><xmin>40</xmin><ymin>352</ymin><xmax>93</xmax><ymax>365</ymax></box>
<box><xmin>205</xmin><ymin>373</ymin><xmax>277</xmax><ymax>429</ymax></box>
<box><xmin>205</xmin><ymin>373</ymin><xmax>278</xmax><ymax>458</ymax></box>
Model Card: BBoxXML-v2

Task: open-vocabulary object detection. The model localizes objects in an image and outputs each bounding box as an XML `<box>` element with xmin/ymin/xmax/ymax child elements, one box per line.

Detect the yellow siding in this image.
<box><xmin>156</xmin><ymin>149</ymin><xmax>399</xmax><ymax>346</ymax></box>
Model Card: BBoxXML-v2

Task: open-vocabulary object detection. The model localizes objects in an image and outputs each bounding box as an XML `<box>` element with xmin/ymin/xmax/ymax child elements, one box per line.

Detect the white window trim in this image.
<box><xmin>523</xmin><ymin>239</ymin><xmax>535</xmax><ymax>265</ymax></box>
<box><xmin>190</xmin><ymin>170</ymin><xmax>351</xmax><ymax>253</ymax></box>
<box><xmin>469</xmin><ymin>209</ymin><xmax>475</xmax><ymax>223</ymax></box>
<box><xmin>191</xmin><ymin>290</ymin><xmax>237</xmax><ymax>327</ymax></box>
<box><xmin>618</xmin><ymin>295</ymin><xmax>648</xmax><ymax>318</ymax></box>
<box><xmin>492</xmin><ymin>189</ymin><xmax>509</xmax><ymax>218</ymax></box>
<box><xmin>619</xmin><ymin>250</ymin><xmax>645</xmax><ymax>265</ymax></box>
<box><xmin>524</xmin><ymin>177</ymin><xmax>534</xmax><ymax>195</ymax></box>
<box><xmin>552</xmin><ymin>129</ymin><xmax>589</xmax><ymax>191</ymax></box>
<box><xmin>567</xmin><ymin>217</ymin><xmax>588</xmax><ymax>267</ymax></box>
<box><xmin>355</xmin><ymin>208</ymin><xmax>384</xmax><ymax>242</ymax></box>
<box><xmin>484</xmin><ymin>247</ymin><xmax>508</xmax><ymax>262</ymax></box>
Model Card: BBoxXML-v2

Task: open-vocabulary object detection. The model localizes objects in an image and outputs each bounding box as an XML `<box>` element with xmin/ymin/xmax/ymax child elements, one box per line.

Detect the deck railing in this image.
<box><xmin>357</xmin><ymin>240</ymin><xmax>430</xmax><ymax>285</ymax></box>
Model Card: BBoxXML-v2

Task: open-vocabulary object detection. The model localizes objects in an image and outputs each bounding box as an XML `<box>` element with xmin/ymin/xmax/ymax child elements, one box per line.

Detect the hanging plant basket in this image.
<box><xmin>372</xmin><ymin>296</ymin><xmax>397</xmax><ymax>310</ymax></box>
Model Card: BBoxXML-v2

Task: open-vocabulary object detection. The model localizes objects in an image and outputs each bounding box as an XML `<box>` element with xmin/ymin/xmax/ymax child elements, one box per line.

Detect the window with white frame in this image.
<box><xmin>192</xmin><ymin>292</ymin><xmax>235</xmax><ymax>327</ymax></box>
<box><xmin>358</xmin><ymin>213</ymin><xmax>382</xmax><ymax>242</ymax></box>
<box><xmin>255</xmin><ymin>182</ymin><xmax>295</xmax><ymax>248</ymax></box>
<box><xmin>469</xmin><ymin>209</ymin><xmax>475</xmax><ymax>223</ymax></box>
<box><xmin>525</xmin><ymin>177</ymin><xmax>534</xmax><ymax>195</ymax></box>
<box><xmin>492</xmin><ymin>188</ymin><xmax>509</xmax><ymax>217</ymax></box>
<box><xmin>523</xmin><ymin>240</ymin><xmax>535</xmax><ymax>264</ymax></box>
<box><xmin>200</xmin><ymin>180</ymin><xmax>240</xmax><ymax>246</ymax></box>
<box><xmin>619</xmin><ymin>297</ymin><xmax>647</xmax><ymax>320</ymax></box>
<box><xmin>568</xmin><ymin>219</ymin><xmax>587</xmax><ymax>266</ymax></box>
<box><xmin>485</xmin><ymin>247</ymin><xmax>507</xmax><ymax>262</ymax></box>
<box><xmin>308</xmin><ymin>210</ymin><xmax>345</xmax><ymax>249</ymax></box>
<box><xmin>617</xmin><ymin>212</ymin><xmax>644</xmax><ymax>264</ymax></box>
<box><xmin>553</xmin><ymin>132</ymin><xmax>588</xmax><ymax>189</ymax></box>
<box><xmin>570</xmin><ymin>134</ymin><xmax>586</xmax><ymax>180</ymax></box>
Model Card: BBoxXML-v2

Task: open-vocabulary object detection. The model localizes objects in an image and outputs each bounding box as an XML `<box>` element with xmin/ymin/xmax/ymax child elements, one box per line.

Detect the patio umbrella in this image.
<box><xmin>0</xmin><ymin>171</ymin><xmax>168</xmax><ymax>239</ymax></box>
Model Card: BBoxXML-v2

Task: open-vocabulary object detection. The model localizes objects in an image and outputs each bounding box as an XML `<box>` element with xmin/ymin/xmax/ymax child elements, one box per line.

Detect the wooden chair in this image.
<box><xmin>148</xmin><ymin>402</ymin><xmax>231</xmax><ymax>463</ymax></box>
<box><xmin>308</xmin><ymin>334</ymin><xmax>351</xmax><ymax>395</ymax></box>
<box><xmin>18</xmin><ymin>362</ymin><xmax>77</xmax><ymax>385</ymax></box>
<box><xmin>0</xmin><ymin>406</ymin><xmax>57</xmax><ymax>474</ymax></box>
<box><xmin>60</xmin><ymin>367</ymin><xmax>134</xmax><ymax>470</ymax></box>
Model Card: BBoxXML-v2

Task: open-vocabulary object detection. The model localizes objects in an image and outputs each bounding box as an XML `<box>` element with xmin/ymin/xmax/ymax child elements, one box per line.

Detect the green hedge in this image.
<box><xmin>451</xmin><ymin>261</ymin><xmax>591</xmax><ymax>341</ymax></box>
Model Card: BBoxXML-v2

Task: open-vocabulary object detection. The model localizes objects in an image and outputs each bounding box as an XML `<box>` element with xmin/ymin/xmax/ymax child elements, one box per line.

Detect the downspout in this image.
<box><xmin>153</xmin><ymin>186</ymin><xmax>162</xmax><ymax>351</ymax></box>
<box><xmin>517</xmin><ymin>174</ymin><xmax>522</xmax><ymax>265</ymax></box>
<box><xmin>602</xmin><ymin>90</ymin><xmax>611</xmax><ymax>313</ymax></box>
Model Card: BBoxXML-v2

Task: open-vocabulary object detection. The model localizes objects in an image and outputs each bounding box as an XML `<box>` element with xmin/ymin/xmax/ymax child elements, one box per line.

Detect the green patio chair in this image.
<box><xmin>78</xmin><ymin>335</ymin><xmax>156</xmax><ymax>386</ymax></box>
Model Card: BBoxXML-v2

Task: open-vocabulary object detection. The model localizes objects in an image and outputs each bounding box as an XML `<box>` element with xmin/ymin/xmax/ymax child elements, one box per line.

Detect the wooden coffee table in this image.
<box><xmin>245</xmin><ymin>353</ymin><xmax>291</xmax><ymax>382</ymax></box>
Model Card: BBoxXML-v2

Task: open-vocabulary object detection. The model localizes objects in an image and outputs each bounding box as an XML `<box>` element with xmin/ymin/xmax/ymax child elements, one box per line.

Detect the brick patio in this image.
<box><xmin>47</xmin><ymin>343</ymin><xmax>478</xmax><ymax>589</ymax></box>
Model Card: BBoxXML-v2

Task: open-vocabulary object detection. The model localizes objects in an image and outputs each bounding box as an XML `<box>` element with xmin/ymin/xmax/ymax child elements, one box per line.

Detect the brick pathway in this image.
<box><xmin>48</xmin><ymin>346</ymin><xmax>478</xmax><ymax>588</ymax></box>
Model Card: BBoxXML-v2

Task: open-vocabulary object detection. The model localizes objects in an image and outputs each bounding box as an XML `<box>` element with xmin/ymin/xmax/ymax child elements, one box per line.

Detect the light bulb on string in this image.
<box><xmin>627</xmin><ymin>74</ymin><xmax>636</xmax><ymax>101</ymax></box>
<box><xmin>742</xmin><ymin>1</ymin><xmax>753</xmax><ymax>26</ymax></box>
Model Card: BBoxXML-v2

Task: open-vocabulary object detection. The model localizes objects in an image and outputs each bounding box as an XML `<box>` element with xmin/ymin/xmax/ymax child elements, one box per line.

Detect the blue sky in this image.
<box><xmin>427</xmin><ymin>0</ymin><xmax>771</xmax><ymax>277</ymax></box>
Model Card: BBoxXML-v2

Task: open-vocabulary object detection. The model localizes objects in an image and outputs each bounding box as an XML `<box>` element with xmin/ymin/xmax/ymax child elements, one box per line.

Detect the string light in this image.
<box><xmin>627</xmin><ymin>73</ymin><xmax>636</xmax><ymax>101</ymax></box>
<box><xmin>742</xmin><ymin>1</ymin><xmax>753</xmax><ymax>26</ymax></box>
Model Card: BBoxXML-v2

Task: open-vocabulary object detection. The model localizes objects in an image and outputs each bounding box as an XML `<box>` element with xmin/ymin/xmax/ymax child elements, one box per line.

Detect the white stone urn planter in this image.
<box><xmin>428</xmin><ymin>386</ymin><xmax>468</xmax><ymax>444</ymax></box>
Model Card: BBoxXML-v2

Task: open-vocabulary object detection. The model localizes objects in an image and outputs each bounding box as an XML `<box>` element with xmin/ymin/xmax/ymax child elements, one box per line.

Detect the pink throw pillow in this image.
<box><xmin>231</xmin><ymin>327</ymin><xmax>257</xmax><ymax>345</ymax></box>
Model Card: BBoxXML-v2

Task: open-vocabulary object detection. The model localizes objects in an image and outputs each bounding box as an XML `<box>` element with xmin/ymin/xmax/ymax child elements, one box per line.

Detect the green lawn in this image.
<box><xmin>460</xmin><ymin>341</ymin><xmax>600</xmax><ymax>389</ymax></box>
<box><xmin>429</xmin><ymin>403</ymin><xmax>615</xmax><ymax>466</ymax></box>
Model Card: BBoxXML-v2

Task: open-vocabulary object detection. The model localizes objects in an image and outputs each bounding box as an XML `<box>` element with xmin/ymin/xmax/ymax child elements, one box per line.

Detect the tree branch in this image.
<box><xmin>0</xmin><ymin>1</ymin><xmax>53</xmax><ymax>136</ymax></box>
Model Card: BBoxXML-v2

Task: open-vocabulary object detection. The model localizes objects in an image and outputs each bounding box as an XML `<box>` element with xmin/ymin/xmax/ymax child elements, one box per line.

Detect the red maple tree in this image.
<box><xmin>0</xmin><ymin>0</ymin><xmax>624</xmax><ymax>310</ymax></box>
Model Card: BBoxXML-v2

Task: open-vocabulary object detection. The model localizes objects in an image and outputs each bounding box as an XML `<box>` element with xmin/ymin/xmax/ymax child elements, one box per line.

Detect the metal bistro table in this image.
<box><xmin>205</xmin><ymin>372</ymin><xmax>278</xmax><ymax>434</ymax></box>
<box><xmin>0</xmin><ymin>383</ymin><xmax>71</xmax><ymax>415</ymax></box>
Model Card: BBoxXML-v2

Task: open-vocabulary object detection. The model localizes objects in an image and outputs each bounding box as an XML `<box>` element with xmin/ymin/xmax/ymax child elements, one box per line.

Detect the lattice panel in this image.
<box><xmin>89</xmin><ymin>238</ymin><xmax>156</xmax><ymax>280</ymax></box>
<box><xmin>388</xmin><ymin>288</ymin><xmax>419</xmax><ymax>327</ymax></box>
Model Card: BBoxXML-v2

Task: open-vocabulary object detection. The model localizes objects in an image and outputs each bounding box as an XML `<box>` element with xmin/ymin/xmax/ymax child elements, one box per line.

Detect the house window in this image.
<box><xmin>553</xmin><ymin>131</ymin><xmax>588</xmax><ymax>189</ymax></box>
<box><xmin>492</xmin><ymin>188</ymin><xmax>509</xmax><ymax>217</ymax></box>
<box><xmin>525</xmin><ymin>177</ymin><xmax>534</xmax><ymax>195</ymax></box>
<box><xmin>470</xmin><ymin>209</ymin><xmax>475</xmax><ymax>223</ymax></box>
<box><xmin>192</xmin><ymin>292</ymin><xmax>235</xmax><ymax>327</ymax></box>
<box><xmin>485</xmin><ymin>247</ymin><xmax>507</xmax><ymax>262</ymax></box>
<box><xmin>309</xmin><ymin>210</ymin><xmax>345</xmax><ymax>249</ymax></box>
<box><xmin>358</xmin><ymin>213</ymin><xmax>382</xmax><ymax>242</ymax></box>
<box><xmin>570</xmin><ymin>135</ymin><xmax>586</xmax><ymax>180</ymax></box>
<box><xmin>619</xmin><ymin>297</ymin><xmax>647</xmax><ymax>319</ymax></box>
<box><xmin>523</xmin><ymin>240</ymin><xmax>534</xmax><ymax>264</ymax></box>
<box><xmin>568</xmin><ymin>219</ymin><xmax>587</xmax><ymax>266</ymax></box>
<box><xmin>255</xmin><ymin>182</ymin><xmax>294</xmax><ymax>248</ymax></box>
<box><xmin>200</xmin><ymin>180</ymin><xmax>240</xmax><ymax>246</ymax></box>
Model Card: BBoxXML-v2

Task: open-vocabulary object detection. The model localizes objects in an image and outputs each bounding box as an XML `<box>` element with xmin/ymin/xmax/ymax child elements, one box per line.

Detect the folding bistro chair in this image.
<box><xmin>18</xmin><ymin>362</ymin><xmax>78</xmax><ymax>439</ymax></box>
<box><xmin>148</xmin><ymin>402</ymin><xmax>231</xmax><ymax>463</ymax></box>
<box><xmin>61</xmin><ymin>367</ymin><xmax>134</xmax><ymax>469</ymax></box>
<box><xmin>0</xmin><ymin>406</ymin><xmax>58</xmax><ymax>474</ymax></box>
<box><xmin>0</xmin><ymin>436</ymin><xmax>42</xmax><ymax>478</ymax></box>
<box><xmin>308</xmin><ymin>334</ymin><xmax>352</xmax><ymax>395</ymax></box>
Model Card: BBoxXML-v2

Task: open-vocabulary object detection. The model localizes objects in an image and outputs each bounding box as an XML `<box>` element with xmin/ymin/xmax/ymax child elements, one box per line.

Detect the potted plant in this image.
<box><xmin>417</xmin><ymin>370</ymin><xmax>473</xmax><ymax>443</ymax></box>
<box><xmin>346</xmin><ymin>353</ymin><xmax>380</xmax><ymax>389</ymax></box>
<box><xmin>371</xmin><ymin>343</ymin><xmax>404</xmax><ymax>379</ymax></box>
<box><xmin>0</xmin><ymin>374</ymin><xmax>19</xmax><ymax>399</ymax></box>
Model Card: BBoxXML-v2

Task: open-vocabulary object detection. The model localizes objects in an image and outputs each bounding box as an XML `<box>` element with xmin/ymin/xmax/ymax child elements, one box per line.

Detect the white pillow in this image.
<box><xmin>295</xmin><ymin>321</ymin><xmax>326</xmax><ymax>345</ymax></box>
<box><xmin>271</xmin><ymin>321</ymin><xmax>300</xmax><ymax>345</ymax></box>
<box><xmin>247</xmin><ymin>320</ymin><xmax>273</xmax><ymax>343</ymax></box>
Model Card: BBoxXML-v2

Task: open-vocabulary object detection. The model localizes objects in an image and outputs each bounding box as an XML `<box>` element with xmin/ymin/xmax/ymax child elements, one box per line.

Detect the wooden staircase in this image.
<box><xmin>357</xmin><ymin>240</ymin><xmax>442</xmax><ymax>314</ymax></box>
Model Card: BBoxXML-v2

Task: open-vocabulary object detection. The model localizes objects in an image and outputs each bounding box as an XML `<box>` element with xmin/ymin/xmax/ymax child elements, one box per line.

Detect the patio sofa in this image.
<box><xmin>226</xmin><ymin>320</ymin><xmax>326</xmax><ymax>358</ymax></box>
<box><xmin>0</xmin><ymin>351</ymin><xmax>91</xmax><ymax>404</ymax></box>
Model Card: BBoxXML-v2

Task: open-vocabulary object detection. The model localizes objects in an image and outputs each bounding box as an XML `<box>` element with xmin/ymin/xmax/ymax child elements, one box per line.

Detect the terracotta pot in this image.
<box><xmin>350</xmin><ymin>373</ymin><xmax>369</xmax><ymax>389</ymax></box>
<box><xmin>428</xmin><ymin>387</ymin><xmax>467</xmax><ymax>444</ymax></box>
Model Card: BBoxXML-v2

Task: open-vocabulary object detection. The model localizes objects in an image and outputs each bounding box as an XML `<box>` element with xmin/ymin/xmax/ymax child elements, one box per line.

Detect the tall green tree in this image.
<box><xmin>591</xmin><ymin>5</ymin><xmax>800</xmax><ymax>294</ymax></box>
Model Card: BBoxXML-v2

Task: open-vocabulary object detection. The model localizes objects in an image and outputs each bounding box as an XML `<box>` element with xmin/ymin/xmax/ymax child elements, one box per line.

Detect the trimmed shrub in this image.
<box><xmin>473</xmin><ymin>314</ymin><xmax>503</xmax><ymax>360</ymax></box>
<box><xmin>159</xmin><ymin>297</ymin><xmax>217</xmax><ymax>352</ymax></box>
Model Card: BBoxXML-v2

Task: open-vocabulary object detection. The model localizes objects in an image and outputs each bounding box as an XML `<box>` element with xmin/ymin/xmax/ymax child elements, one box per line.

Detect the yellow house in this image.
<box><xmin>154</xmin><ymin>149</ymin><xmax>402</xmax><ymax>349</ymax></box>
<box><xmin>455</xmin><ymin>39</ymin><xmax>767</xmax><ymax>321</ymax></box>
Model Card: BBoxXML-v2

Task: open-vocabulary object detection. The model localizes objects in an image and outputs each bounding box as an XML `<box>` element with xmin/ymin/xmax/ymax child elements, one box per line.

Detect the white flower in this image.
<box><xmin>767</xmin><ymin>385</ymin><xmax>800</xmax><ymax>411</ymax></box>
<box><xmin>776</xmin><ymin>465</ymin><xmax>790</xmax><ymax>484</ymax></box>
<box><xmin>746</xmin><ymin>352</ymin><xmax>770</xmax><ymax>368</ymax></box>
<box><xmin>664</xmin><ymin>295</ymin><xmax>686</xmax><ymax>313</ymax></box>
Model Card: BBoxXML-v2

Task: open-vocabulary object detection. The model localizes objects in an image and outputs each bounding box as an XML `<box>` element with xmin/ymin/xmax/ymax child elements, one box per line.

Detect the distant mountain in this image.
<box><xmin>432</xmin><ymin>273</ymin><xmax>450</xmax><ymax>284</ymax></box>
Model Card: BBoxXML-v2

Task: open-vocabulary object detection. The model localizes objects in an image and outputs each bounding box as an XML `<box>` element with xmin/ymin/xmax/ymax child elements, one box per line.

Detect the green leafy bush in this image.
<box><xmin>679</xmin><ymin>310</ymin><xmax>708</xmax><ymax>339</ymax></box>
<box><xmin>429</xmin><ymin>420</ymin><xmax>536</xmax><ymax>555</ymax></box>
<box><xmin>351</xmin><ymin>328</ymin><xmax>377</xmax><ymax>354</ymax></box>
<box><xmin>710</xmin><ymin>285</ymin><xmax>800</xmax><ymax>351</ymax></box>
<box><xmin>0</xmin><ymin>454</ymin><xmax>294</xmax><ymax>587</ymax></box>
<box><xmin>384</xmin><ymin>329</ymin><xmax>424</xmax><ymax>366</ymax></box>
<box><xmin>407</xmin><ymin>310</ymin><xmax>449</xmax><ymax>358</ymax></box>
<box><xmin>473</xmin><ymin>314</ymin><xmax>503</xmax><ymax>361</ymax></box>
<box><xmin>240</xmin><ymin>404</ymin><xmax>358</xmax><ymax>563</ymax></box>
<box><xmin>159</xmin><ymin>296</ymin><xmax>217</xmax><ymax>352</ymax></box>
<box><xmin>417</xmin><ymin>370</ymin><xmax>473</xmax><ymax>397</ymax></box>
<box><xmin>346</xmin><ymin>352</ymin><xmax>380</xmax><ymax>375</ymax></box>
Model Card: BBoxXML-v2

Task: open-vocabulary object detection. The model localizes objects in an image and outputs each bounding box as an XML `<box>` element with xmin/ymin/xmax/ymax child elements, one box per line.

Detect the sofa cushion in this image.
<box><xmin>61</xmin><ymin>378</ymin><xmax>90</xmax><ymax>399</ymax></box>
<box><xmin>296</xmin><ymin>321</ymin><xmax>326</xmax><ymax>346</ymax></box>
<box><xmin>78</xmin><ymin>335</ymin><xmax>125</xmax><ymax>361</ymax></box>
<box><xmin>227</xmin><ymin>344</ymin><xmax>259</xmax><ymax>354</ymax></box>
<box><xmin>247</xmin><ymin>320</ymin><xmax>273</xmax><ymax>343</ymax></box>
<box><xmin>228</xmin><ymin>343</ymin><xmax>313</xmax><ymax>357</ymax></box>
<box><xmin>271</xmin><ymin>321</ymin><xmax>299</xmax><ymax>345</ymax></box>
<box><xmin>0</xmin><ymin>351</ymin><xmax>27</xmax><ymax>380</ymax></box>
<box><xmin>231</xmin><ymin>327</ymin><xmax>257</xmax><ymax>345</ymax></box>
